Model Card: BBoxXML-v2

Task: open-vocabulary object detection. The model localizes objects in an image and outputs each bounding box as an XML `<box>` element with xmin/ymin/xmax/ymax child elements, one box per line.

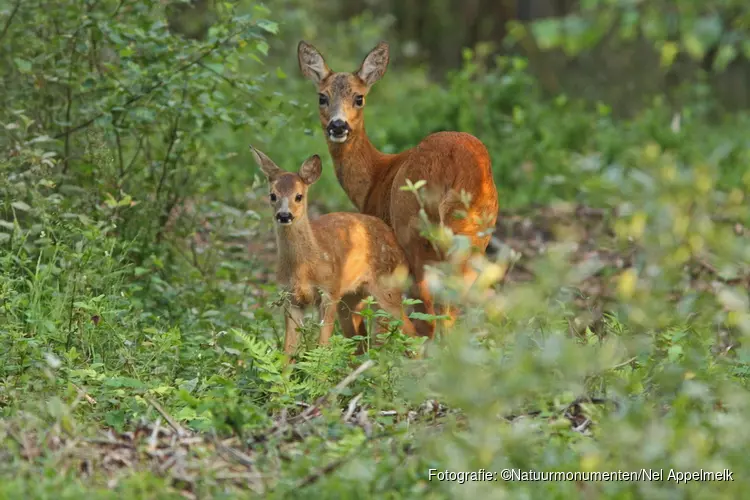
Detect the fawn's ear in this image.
<box><xmin>298</xmin><ymin>41</ymin><xmax>331</xmax><ymax>85</ymax></box>
<box><xmin>356</xmin><ymin>41</ymin><xmax>389</xmax><ymax>87</ymax></box>
<box><xmin>249</xmin><ymin>146</ymin><xmax>283</xmax><ymax>181</ymax></box>
<box><xmin>298</xmin><ymin>155</ymin><xmax>322</xmax><ymax>185</ymax></box>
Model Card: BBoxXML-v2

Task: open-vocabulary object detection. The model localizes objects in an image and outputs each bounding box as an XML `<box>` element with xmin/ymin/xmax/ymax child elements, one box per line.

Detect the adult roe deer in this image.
<box><xmin>250</xmin><ymin>146</ymin><xmax>417</xmax><ymax>358</ymax></box>
<box><xmin>297</xmin><ymin>40</ymin><xmax>499</xmax><ymax>338</ymax></box>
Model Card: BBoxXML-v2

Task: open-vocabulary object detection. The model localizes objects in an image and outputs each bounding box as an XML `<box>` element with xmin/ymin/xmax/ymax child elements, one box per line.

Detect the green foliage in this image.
<box><xmin>523</xmin><ymin>0</ymin><xmax>750</xmax><ymax>71</ymax></box>
<box><xmin>1</xmin><ymin>1</ymin><xmax>750</xmax><ymax>498</ymax></box>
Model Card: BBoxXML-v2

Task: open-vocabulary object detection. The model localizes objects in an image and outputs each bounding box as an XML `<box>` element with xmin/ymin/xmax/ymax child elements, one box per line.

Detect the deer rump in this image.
<box><xmin>372</xmin><ymin>131</ymin><xmax>499</xmax><ymax>261</ymax></box>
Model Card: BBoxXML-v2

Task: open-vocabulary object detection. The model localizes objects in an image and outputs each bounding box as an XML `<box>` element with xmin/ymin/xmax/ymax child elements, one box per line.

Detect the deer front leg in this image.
<box><xmin>318</xmin><ymin>296</ymin><xmax>338</xmax><ymax>346</ymax></box>
<box><xmin>284</xmin><ymin>304</ymin><xmax>305</xmax><ymax>358</ymax></box>
<box><xmin>410</xmin><ymin>276</ymin><xmax>437</xmax><ymax>339</ymax></box>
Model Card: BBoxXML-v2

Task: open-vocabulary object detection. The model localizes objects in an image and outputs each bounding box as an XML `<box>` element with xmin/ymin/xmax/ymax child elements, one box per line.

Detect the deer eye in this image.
<box><xmin>354</xmin><ymin>95</ymin><xmax>364</xmax><ymax>107</ymax></box>
<box><xmin>295</xmin><ymin>194</ymin><xmax>303</xmax><ymax>202</ymax></box>
<box><xmin>270</xmin><ymin>193</ymin><xmax>277</xmax><ymax>202</ymax></box>
<box><xmin>318</xmin><ymin>94</ymin><xmax>329</xmax><ymax>106</ymax></box>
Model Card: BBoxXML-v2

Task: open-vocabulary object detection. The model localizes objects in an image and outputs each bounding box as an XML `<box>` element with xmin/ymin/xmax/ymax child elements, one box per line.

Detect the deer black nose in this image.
<box><xmin>276</xmin><ymin>212</ymin><xmax>293</xmax><ymax>224</ymax></box>
<box><xmin>326</xmin><ymin>119</ymin><xmax>350</xmax><ymax>137</ymax></box>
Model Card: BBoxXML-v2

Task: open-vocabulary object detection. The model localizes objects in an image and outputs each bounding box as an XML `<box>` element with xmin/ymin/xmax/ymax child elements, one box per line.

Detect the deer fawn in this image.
<box><xmin>297</xmin><ymin>40</ymin><xmax>499</xmax><ymax>338</ymax></box>
<box><xmin>250</xmin><ymin>146</ymin><xmax>417</xmax><ymax>358</ymax></box>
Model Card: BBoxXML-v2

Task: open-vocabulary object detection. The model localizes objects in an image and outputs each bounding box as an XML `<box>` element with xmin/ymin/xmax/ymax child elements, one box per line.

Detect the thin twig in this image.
<box><xmin>343</xmin><ymin>393</ymin><xmax>363</xmax><ymax>421</ymax></box>
<box><xmin>155</xmin><ymin>85</ymin><xmax>187</xmax><ymax>201</ymax></box>
<box><xmin>289</xmin><ymin>360</ymin><xmax>375</xmax><ymax>424</ymax></box>
<box><xmin>607</xmin><ymin>356</ymin><xmax>637</xmax><ymax>371</ymax></box>
<box><xmin>145</xmin><ymin>396</ymin><xmax>185</xmax><ymax>437</ymax></box>
<box><xmin>65</xmin><ymin>267</ymin><xmax>79</xmax><ymax>351</ymax></box>
<box><xmin>293</xmin><ymin>431</ymin><xmax>392</xmax><ymax>490</ymax></box>
<box><xmin>332</xmin><ymin>360</ymin><xmax>375</xmax><ymax>396</ymax></box>
<box><xmin>71</xmin><ymin>382</ymin><xmax>97</xmax><ymax>405</ymax></box>
<box><xmin>114</xmin><ymin>126</ymin><xmax>125</xmax><ymax>177</ymax></box>
<box><xmin>0</xmin><ymin>0</ymin><xmax>21</xmax><ymax>42</ymax></box>
<box><xmin>148</xmin><ymin>417</ymin><xmax>162</xmax><ymax>452</ymax></box>
<box><xmin>212</xmin><ymin>436</ymin><xmax>255</xmax><ymax>470</ymax></box>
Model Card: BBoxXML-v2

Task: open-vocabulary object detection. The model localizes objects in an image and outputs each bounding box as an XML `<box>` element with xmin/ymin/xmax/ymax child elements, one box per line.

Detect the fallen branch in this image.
<box><xmin>290</xmin><ymin>360</ymin><xmax>375</xmax><ymax>424</ymax></box>
<box><xmin>343</xmin><ymin>393</ymin><xmax>363</xmax><ymax>422</ymax></box>
<box><xmin>145</xmin><ymin>396</ymin><xmax>186</xmax><ymax>437</ymax></box>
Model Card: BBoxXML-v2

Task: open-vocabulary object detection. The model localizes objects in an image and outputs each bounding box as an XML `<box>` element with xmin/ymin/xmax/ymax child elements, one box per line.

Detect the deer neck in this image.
<box><xmin>326</xmin><ymin>128</ymin><xmax>390</xmax><ymax>212</ymax></box>
<box><xmin>275</xmin><ymin>215</ymin><xmax>317</xmax><ymax>272</ymax></box>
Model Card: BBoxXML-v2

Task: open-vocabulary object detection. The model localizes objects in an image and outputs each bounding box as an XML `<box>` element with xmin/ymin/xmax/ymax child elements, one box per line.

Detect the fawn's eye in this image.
<box><xmin>295</xmin><ymin>194</ymin><xmax>303</xmax><ymax>202</ymax></box>
<box><xmin>318</xmin><ymin>94</ymin><xmax>329</xmax><ymax>106</ymax></box>
<box><xmin>270</xmin><ymin>193</ymin><xmax>277</xmax><ymax>202</ymax></box>
<box><xmin>354</xmin><ymin>95</ymin><xmax>364</xmax><ymax>107</ymax></box>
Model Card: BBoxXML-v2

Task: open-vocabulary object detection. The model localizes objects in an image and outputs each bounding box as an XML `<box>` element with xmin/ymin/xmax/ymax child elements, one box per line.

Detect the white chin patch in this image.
<box><xmin>328</xmin><ymin>132</ymin><xmax>349</xmax><ymax>143</ymax></box>
<box><xmin>277</xmin><ymin>220</ymin><xmax>293</xmax><ymax>226</ymax></box>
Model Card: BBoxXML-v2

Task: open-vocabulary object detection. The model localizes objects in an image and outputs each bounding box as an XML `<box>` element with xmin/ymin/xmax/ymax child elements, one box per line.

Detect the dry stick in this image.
<box><xmin>607</xmin><ymin>356</ymin><xmax>637</xmax><ymax>371</ymax></box>
<box><xmin>210</xmin><ymin>433</ymin><xmax>255</xmax><ymax>470</ymax></box>
<box><xmin>145</xmin><ymin>396</ymin><xmax>185</xmax><ymax>437</ymax></box>
<box><xmin>293</xmin><ymin>360</ymin><xmax>375</xmax><ymax>423</ymax></box>
<box><xmin>148</xmin><ymin>417</ymin><xmax>162</xmax><ymax>453</ymax></box>
<box><xmin>343</xmin><ymin>393</ymin><xmax>363</xmax><ymax>422</ymax></box>
<box><xmin>70</xmin><ymin>382</ymin><xmax>97</xmax><ymax>405</ymax></box>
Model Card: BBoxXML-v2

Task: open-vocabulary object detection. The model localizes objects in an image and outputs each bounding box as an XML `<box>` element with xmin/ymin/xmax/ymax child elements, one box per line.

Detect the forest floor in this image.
<box><xmin>2</xmin><ymin>200</ymin><xmax>748</xmax><ymax>498</ymax></box>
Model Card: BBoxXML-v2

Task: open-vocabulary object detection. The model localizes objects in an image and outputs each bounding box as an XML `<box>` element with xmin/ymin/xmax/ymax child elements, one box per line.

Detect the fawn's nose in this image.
<box><xmin>326</xmin><ymin>119</ymin><xmax>350</xmax><ymax>137</ymax></box>
<box><xmin>276</xmin><ymin>211</ymin><xmax>294</xmax><ymax>224</ymax></box>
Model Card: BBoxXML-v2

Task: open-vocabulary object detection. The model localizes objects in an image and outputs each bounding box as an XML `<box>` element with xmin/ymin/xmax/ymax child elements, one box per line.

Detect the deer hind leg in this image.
<box><xmin>337</xmin><ymin>292</ymin><xmax>368</xmax><ymax>354</ymax></box>
<box><xmin>369</xmin><ymin>284</ymin><xmax>418</xmax><ymax>343</ymax></box>
<box><xmin>405</xmin><ymin>238</ymin><xmax>445</xmax><ymax>339</ymax></box>
<box><xmin>435</xmin><ymin>256</ymin><xmax>478</xmax><ymax>334</ymax></box>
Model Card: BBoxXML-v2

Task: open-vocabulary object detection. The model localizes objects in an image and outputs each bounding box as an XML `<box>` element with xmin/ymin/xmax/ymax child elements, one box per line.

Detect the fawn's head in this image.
<box><xmin>250</xmin><ymin>146</ymin><xmax>322</xmax><ymax>226</ymax></box>
<box><xmin>297</xmin><ymin>41</ymin><xmax>390</xmax><ymax>144</ymax></box>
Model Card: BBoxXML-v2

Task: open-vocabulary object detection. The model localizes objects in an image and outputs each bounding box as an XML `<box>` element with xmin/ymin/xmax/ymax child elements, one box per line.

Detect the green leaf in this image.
<box><xmin>667</xmin><ymin>344</ymin><xmax>683</xmax><ymax>362</ymax></box>
<box><xmin>683</xmin><ymin>33</ymin><xmax>706</xmax><ymax>60</ymax></box>
<box><xmin>205</xmin><ymin>63</ymin><xmax>224</xmax><ymax>75</ymax></box>
<box><xmin>712</xmin><ymin>44</ymin><xmax>737</xmax><ymax>72</ymax></box>
<box><xmin>104</xmin><ymin>377</ymin><xmax>147</xmax><ymax>389</ymax></box>
<box><xmin>14</xmin><ymin>58</ymin><xmax>32</xmax><ymax>73</ymax></box>
<box><xmin>531</xmin><ymin>19</ymin><xmax>562</xmax><ymax>51</ymax></box>
<box><xmin>257</xmin><ymin>20</ymin><xmax>278</xmax><ymax>34</ymax></box>
<box><xmin>11</xmin><ymin>201</ymin><xmax>30</xmax><ymax>212</ymax></box>
<box><xmin>409</xmin><ymin>312</ymin><xmax>451</xmax><ymax>321</ymax></box>
<box><xmin>693</xmin><ymin>14</ymin><xmax>723</xmax><ymax>49</ymax></box>
<box><xmin>660</xmin><ymin>41</ymin><xmax>679</xmax><ymax>68</ymax></box>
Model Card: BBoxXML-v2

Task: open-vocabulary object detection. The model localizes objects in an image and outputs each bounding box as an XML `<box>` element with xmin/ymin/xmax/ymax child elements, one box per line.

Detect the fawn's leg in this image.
<box><xmin>318</xmin><ymin>296</ymin><xmax>338</xmax><ymax>346</ymax></box>
<box><xmin>337</xmin><ymin>292</ymin><xmax>368</xmax><ymax>354</ymax></box>
<box><xmin>284</xmin><ymin>304</ymin><xmax>305</xmax><ymax>357</ymax></box>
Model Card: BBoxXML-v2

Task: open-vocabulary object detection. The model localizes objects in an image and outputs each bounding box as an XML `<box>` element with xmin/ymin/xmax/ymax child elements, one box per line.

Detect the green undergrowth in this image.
<box><xmin>2</xmin><ymin>1</ymin><xmax>750</xmax><ymax>498</ymax></box>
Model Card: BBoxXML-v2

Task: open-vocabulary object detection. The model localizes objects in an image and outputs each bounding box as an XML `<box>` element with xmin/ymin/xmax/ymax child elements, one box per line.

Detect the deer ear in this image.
<box><xmin>357</xmin><ymin>41</ymin><xmax>389</xmax><ymax>87</ymax></box>
<box><xmin>298</xmin><ymin>41</ymin><xmax>331</xmax><ymax>84</ymax></box>
<box><xmin>298</xmin><ymin>155</ymin><xmax>322</xmax><ymax>185</ymax></box>
<box><xmin>249</xmin><ymin>146</ymin><xmax>283</xmax><ymax>181</ymax></box>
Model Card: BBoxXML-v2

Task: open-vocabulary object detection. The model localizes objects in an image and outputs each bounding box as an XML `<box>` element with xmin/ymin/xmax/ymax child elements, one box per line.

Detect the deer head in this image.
<box><xmin>297</xmin><ymin>41</ymin><xmax>390</xmax><ymax>144</ymax></box>
<box><xmin>250</xmin><ymin>146</ymin><xmax>322</xmax><ymax>225</ymax></box>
